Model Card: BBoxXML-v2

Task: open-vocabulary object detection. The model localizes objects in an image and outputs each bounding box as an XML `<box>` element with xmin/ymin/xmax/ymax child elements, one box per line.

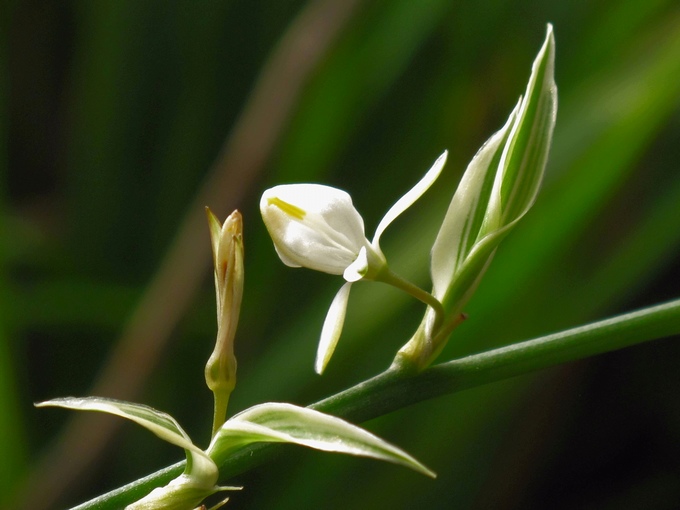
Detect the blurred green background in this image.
<box><xmin>5</xmin><ymin>0</ymin><xmax>680</xmax><ymax>509</ymax></box>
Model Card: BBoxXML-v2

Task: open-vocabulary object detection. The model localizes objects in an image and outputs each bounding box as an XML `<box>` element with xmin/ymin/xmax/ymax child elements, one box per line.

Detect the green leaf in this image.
<box><xmin>432</xmin><ymin>24</ymin><xmax>557</xmax><ymax>313</ymax></box>
<box><xmin>430</xmin><ymin>105</ymin><xmax>517</xmax><ymax>300</ymax></box>
<box><xmin>207</xmin><ymin>403</ymin><xmax>435</xmax><ymax>478</ymax></box>
<box><xmin>483</xmin><ymin>24</ymin><xmax>557</xmax><ymax>232</ymax></box>
<box><xmin>36</xmin><ymin>397</ymin><xmax>217</xmax><ymax>487</ymax></box>
<box><xmin>399</xmin><ymin>25</ymin><xmax>558</xmax><ymax>371</ymax></box>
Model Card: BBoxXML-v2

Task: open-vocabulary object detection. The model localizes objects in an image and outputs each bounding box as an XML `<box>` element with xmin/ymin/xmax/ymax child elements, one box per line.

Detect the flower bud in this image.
<box><xmin>205</xmin><ymin>209</ymin><xmax>244</xmax><ymax>435</ymax></box>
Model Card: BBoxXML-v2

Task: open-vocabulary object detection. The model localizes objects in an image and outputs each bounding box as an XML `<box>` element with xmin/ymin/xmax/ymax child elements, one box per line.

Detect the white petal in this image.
<box><xmin>261</xmin><ymin>184</ymin><xmax>369</xmax><ymax>275</ymax></box>
<box><xmin>262</xmin><ymin>184</ymin><xmax>366</xmax><ymax>246</ymax></box>
<box><xmin>343</xmin><ymin>247</ymin><xmax>368</xmax><ymax>282</ymax></box>
<box><xmin>372</xmin><ymin>151</ymin><xmax>448</xmax><ymax>251</ymax></box>
<box><xmin>272</xmin><ymin>219</ymin><xmax>357</xmax><ymax>273</ymax></box>
<box><xmin>316</xmin><ymin>282</ymin><xmax>352</xmax><ymax>374</ymax></box>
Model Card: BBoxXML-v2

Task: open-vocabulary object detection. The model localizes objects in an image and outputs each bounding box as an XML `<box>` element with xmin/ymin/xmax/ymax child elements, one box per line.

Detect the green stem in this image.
<box><xmin>377</xmin><ymin>267</ymin><xmax>445</xmax><ymax>329</ymax></box>
<box><xmin>71</xmin><ymin>298</ymin><xmax>680</xmax><ymax>510</ymax></box>
<box><xmin>211</xmin><ymin>391</ymin><xmax>230</xmax><ymax>438</ymax></box>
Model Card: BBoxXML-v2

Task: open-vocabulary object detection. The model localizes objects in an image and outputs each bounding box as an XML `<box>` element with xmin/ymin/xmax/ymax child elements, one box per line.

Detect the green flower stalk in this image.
<box><xmin>205</xmin><ymin>209</ymin><xmax>244</xmax><ymax>436</ymax></box>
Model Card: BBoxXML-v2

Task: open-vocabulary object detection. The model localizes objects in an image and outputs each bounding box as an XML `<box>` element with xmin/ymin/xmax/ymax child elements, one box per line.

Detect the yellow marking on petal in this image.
<box><xmin>268</xmin><ymin>196</ymin><xmax>307</xmax><ymax>220</ymax></box>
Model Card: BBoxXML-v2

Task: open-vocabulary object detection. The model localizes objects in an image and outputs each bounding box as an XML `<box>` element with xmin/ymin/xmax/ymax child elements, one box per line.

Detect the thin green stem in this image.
<box><xmin>377</xmin><ymin>267</ymin><xmax>445</xmax><ymax>330</ymax></box>
<box><xmin>211</xmin><ymin>392</ymin><xmax>230</xmax><ymax>438</ymax></box>
<box><xmin>71</xmin><ymin>298</ymin><xmax>680</xmax><ymax>510</ymax></box>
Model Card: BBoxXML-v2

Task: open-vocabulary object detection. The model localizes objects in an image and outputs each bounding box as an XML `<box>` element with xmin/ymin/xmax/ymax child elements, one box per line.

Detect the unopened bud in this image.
<box><xmin>205</xmin><ymin>209</ymin><xmax>244</xmax><ymax>436</ymax></box>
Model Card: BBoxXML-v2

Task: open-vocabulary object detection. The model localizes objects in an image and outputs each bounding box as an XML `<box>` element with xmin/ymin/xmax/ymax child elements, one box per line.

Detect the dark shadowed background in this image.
<box><xmin>4</xmin><ymin>1</ymin><xmax>680</xmax><ymax>508</ymax></box>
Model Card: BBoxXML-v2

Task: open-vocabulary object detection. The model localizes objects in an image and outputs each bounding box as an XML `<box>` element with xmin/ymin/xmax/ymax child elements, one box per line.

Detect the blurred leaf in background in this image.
<box><xmin>5</xmin><ymin>0</ymin><xmax>680</xmax><ymax>509</ymax></box>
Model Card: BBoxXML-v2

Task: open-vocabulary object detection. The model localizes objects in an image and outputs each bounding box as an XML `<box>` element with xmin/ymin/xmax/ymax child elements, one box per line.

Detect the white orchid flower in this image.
<box><xmin>260</xmin><ymin>184</ymin><xmax>383</xmax><ymax>282</ymax></box>
<box><xmin>261</xmin><ymin>152</ymin><xmax>448</xmax><ymax>373</ymax></box>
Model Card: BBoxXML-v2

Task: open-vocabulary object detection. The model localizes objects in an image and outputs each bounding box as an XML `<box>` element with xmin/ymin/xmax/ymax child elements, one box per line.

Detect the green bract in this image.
<box><xmin>397</xmin><ymin>24</ymin><xmax>557</xmax><ymax>370</ymax></box>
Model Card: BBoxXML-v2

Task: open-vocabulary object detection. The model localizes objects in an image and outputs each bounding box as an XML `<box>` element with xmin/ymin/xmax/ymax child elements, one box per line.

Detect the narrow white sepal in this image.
<box><xmin>372</xmin><ymin>151</ymin><xmax>448</xmax><ymax>252</ymax></box>
<box><xmin>316</xmin><ymin>282</ymin><xmax>352</xmax><ymax>374</ymax></box>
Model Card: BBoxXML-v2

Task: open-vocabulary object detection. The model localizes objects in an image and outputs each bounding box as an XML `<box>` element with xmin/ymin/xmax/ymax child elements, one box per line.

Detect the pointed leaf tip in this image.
<box><xmin>36</xmin><ymin>396</ymin><xmax>218</xmax><ymax>487</ymax></box>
